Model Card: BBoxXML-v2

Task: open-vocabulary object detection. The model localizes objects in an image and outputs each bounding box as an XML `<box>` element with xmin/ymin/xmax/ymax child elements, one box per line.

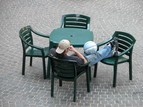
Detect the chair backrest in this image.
<box><xmin>112</xmin><ymin>31</ymin><xmax>136</xmax><ymax>56</ymax></box>
<box><xmin>19</xmin><ymin>26</ymin><xmax>33</xmax><ymax>51</ymax></box>
<box><xmin>61</xmin><ymin>14</ymin><xmax>90</xmax><ymax>29</ymax></box>
<box><xmin>48</xmin><ymin>55</ymin><xmax>79</xmax><ymax>78</ymax></box>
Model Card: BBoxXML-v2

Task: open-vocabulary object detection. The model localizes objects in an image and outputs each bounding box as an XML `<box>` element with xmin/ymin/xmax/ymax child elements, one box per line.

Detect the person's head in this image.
<box><xmin>83</xmin><ymin>41</ymin><xmax>97</xmax><ymax>55</ymax></box>
<box><xmin>56</xmin><ymin>39</ymin><xmax>71</xmax><ymax>54</ymax></box>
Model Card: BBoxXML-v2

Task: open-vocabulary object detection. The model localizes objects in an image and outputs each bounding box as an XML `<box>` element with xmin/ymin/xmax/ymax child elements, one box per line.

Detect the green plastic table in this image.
<box><xmin>47</xmin><ymin>28</ymin><xmax>94</xmax><ymax>78</ymax></box>
<box><xmin>49</xmin><ymin>28</ymin><xmax>94</xmax><ymax>48</ymax></box>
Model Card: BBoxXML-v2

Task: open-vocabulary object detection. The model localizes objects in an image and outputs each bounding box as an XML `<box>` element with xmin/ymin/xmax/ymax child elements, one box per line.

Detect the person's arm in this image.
<box><xmin>68</xmin><ymin>46</ymin><xmax>87</xmax><ymax>64</ymax></box>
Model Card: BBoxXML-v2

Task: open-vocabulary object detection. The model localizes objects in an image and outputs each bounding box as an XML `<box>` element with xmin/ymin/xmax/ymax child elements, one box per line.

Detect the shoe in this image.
<box><xmin>113</xmin><ymin>51</ymin><xmax>118</xmax><ymax>56</ymax></box>
<box><xmin>109</xmin><ymin>37</ymin><xmax>116</xmax><ymax>49</ymax></box>
<box><xmin>110</xmin><ymin>37</ymin><xmax>119</xmax><ymax>56</ymax></box>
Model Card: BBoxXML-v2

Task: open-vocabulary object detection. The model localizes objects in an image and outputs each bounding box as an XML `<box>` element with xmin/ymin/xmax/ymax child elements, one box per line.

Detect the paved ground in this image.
<box><xmin>0</xmin><ymin>0</ymin><xmax>143</xmax><ymax>107</ymax></box>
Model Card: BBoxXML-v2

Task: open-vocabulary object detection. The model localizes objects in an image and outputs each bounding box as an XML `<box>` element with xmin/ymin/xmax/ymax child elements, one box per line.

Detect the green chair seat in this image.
<box><xmin>101</xmin><ymin>56</ymin><xmax>129</xmax><ymax>65</ymax></box>
<box><xmin>26</xmin><ymin>47</ymin><xmax>49</xmax><ymax>57</ymax></box>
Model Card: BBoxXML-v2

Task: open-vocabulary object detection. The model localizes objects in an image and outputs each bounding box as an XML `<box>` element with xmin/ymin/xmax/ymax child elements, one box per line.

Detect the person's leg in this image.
<box><xmin>97</xmin><ymin>45</ymin><xmax>113</xmax><ymax>59</ymax></box>
<box><xmin>84</xmin><ymin>44</ymin><xmax>113</xmax><ymax>66</ymax></box>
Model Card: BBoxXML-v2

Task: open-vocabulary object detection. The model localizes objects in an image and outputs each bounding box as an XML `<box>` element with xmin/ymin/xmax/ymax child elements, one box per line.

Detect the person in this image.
<box><xmin>49</xmin><ymin>39</ymin><xmax>87</xmax><ymax>65</ymax></box>
<box><xmin>49</xmin><ymin>38</ymin><xmax>118</xmax><ymax>66</ymax></box>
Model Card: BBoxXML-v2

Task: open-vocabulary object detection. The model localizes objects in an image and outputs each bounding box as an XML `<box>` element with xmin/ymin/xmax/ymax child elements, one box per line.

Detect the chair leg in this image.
<box><xmin>86</xmin><ymin>69</ymin><xmax>90</xmax><ymax>92</ymax></box>
<box><xmin>89</xmin><ymin>67</ymin><xmax>91</xmax><ymax>81</ymax></box>
<box><xmin>42</xmin><ymin>57</ymin><xmax>47</xmax><ymax>79</ymax></box>
<box><xmin>51</xmin><ymin>74</ymin><xmax>54</xmax><ymax>97</ymax></box>
<box><xmin>22</xmin><ymin>56</ymin><xmax>26</xmax><ymax>75</ymax></box>
<box><xmin>94</xmin><ymin>63</ymin><xmax>98</xmax><ymax>78</ymax></box>
<box><xmin>113</xmin><ymin>64</ymin><xmax>117</xmax><ymax>87</ymax></box>
<box><xmin>129</xmin><ymin>60</ymin><xmax>132</xmax><ymax>80</ymax></box>
<box><xmin>30</xmin><ymin>57</ymin><xmax>32</xmax><ymax>66</ymax></box>
<box><xmin>47</xmin><ymin>59</ymin><xmax>51</xmax><ymax>79</ymax></box>
<box><xmin>59</xmin><ymin>79</ymin><xmax>62</xmax><ymax>86</ymax></box>
<box><xmin>73</xmin><ymin>80</ymin><xmax>77</xmax><ymax>102</ymax></box>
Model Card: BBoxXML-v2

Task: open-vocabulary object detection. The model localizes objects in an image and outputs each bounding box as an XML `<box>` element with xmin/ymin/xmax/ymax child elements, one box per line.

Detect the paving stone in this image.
<box><xmin>0</xmin><ymin>0</ymin><xmax>143</xmax><ymax>107</ymax></box>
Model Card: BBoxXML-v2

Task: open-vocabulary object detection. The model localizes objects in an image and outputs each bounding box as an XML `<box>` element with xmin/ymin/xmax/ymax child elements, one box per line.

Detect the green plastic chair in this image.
<box><xmin>19</xmin><ymin>26</ymin><xmax>49</xmax><ymax>79</ymax></box>
<box><xmin>60</xmin><ymin>14</ymin><xmax>90</xmax><ymax>30</ymax></box>
<box><xmin>94</xmin><ymin>31</ymin><xmax>136</xmax><ymax>87</ymax></box>
<box><xmin>48</xmin><ymin>54</ymin><xmax>90</xmax><ymax>102</ymax></box>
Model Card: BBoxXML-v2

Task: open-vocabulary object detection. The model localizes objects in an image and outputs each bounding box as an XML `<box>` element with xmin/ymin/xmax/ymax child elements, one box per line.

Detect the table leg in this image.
<box><xmin>47</xmin><ymin>59</ymin><xmax>51</xmax><ymax>79</ymax></box>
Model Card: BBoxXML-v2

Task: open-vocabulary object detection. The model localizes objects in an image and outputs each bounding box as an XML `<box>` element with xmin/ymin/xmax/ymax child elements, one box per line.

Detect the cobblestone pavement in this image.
<box><xmin>0</xmin><ymin>0</ymin><xmax>143</xmax><ymax>107</ymax></box>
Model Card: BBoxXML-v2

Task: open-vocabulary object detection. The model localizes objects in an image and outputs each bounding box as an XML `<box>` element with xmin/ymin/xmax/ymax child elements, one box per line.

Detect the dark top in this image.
<box><xmin>49</xmin><ymin>48</ymin><xmax>84</xmax><ymax>65</ymax></box>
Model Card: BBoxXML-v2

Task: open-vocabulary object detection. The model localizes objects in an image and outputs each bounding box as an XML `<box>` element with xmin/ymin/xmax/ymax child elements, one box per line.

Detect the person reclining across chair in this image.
<box><xmin>49</xmin><ymin>38</ymin><xmax>118</xmax><ymax>66</ymax></box>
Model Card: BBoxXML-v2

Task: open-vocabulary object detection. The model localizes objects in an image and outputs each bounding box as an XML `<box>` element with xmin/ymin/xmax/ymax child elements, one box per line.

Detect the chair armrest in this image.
<box><xmin>78</xmin><ymin>62</ymin><xmax>90</xmax><ymax>67</ymax></box>
<box><xmin>30</xmin><ymin>27</ymin><xmax>49</xmax><ymax>38</ymax></box>
<box><xmin>21</xmin><ymin>37</ymin><xmax>43</xmax><ymax>51</ymax></box>
<box><xmin>97</xmin><ymin>37</ymin><xmax>112</xmax><ymax>47</ymax></box>
<box><xmin>117</xmin><ymin>45</ymin><xmax>134</xmax><ymax>57</ymax></box>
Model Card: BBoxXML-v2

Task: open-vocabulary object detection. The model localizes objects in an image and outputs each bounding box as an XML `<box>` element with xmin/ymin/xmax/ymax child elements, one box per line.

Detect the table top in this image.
<box><xmin>49</xmin><ymin>28</ymin><xmax>94</xmax><ymax>47</ymax></box>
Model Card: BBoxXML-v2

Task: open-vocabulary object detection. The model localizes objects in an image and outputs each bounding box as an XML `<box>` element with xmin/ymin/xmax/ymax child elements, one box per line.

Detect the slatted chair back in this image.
<box><xmin>61</xmin><ymin>14</ymin><xmax>90</xmax><ymax>29</ymax></box>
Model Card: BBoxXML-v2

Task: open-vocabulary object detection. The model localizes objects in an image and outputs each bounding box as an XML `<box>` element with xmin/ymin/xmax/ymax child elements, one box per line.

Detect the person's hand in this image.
<box><xmin>69</xmin><ymin>46</ymin><xmax>87</xmax><ymax>64</ymax></box>
<box><xmin>68</xmin><ymin>45</ymin><xmax>76</xmax><ymax>52</ymax></box>
<box><xmin>68</xmin><ymin>46</ymin><xmax>87</xmax><ymax>64</ymax></box>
